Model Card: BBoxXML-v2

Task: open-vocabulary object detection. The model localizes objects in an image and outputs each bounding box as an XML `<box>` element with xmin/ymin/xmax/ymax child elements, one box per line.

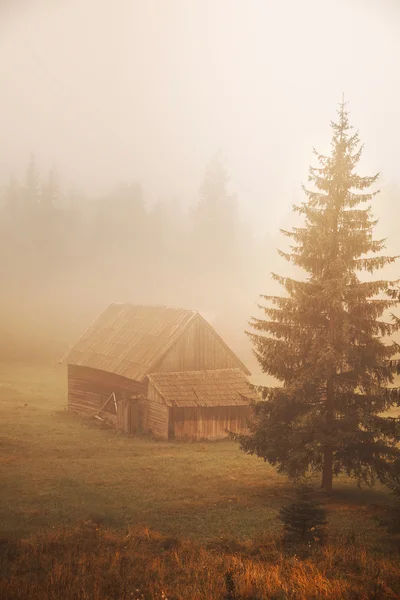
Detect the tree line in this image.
<box><xmin>0</xmin><ymin>153</ymin><xmax>268</xmax><ymax>362</ymax></box>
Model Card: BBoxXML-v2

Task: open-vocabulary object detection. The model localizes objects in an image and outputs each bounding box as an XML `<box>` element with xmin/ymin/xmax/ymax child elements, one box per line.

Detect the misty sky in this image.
<box><xmin>1</xmin><ymin>0</ymin><xmax>399</xmax><ymax>233</ymax></box>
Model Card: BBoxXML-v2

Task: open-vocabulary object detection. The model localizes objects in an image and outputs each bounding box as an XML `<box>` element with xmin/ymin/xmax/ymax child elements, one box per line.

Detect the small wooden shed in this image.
<box><xmin>146</xmin><ymin>369</ymin><xmax>258</xmax><ymax>440</ymax></box>
<box><xmin>62</xmin><ymin>303</ymin><xmax>256</xmax><ymax>440</ymax></box>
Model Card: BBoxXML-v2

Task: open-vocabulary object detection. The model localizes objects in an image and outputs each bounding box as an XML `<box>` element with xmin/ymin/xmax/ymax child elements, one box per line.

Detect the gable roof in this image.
<box><xmin>191</xmin><ymin>313</ymin><xmax>251</xmax><ymax>375</ymax></box>
<box><xmin>147</xmin><ymin>369</ymin><xmax>259</xmax><ymax>407</ymax></box>
<box><xmin>62</xmin><ymin>304</ymin><xmax>196</xmax><ymax>381</ymax></box>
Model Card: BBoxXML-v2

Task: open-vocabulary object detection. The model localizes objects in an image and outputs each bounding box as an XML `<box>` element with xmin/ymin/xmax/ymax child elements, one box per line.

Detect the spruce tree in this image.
<box><xmin>192</xmin><ymin>154</ymin><xmax>238</xmax><ymax>301</ymax></box>
<box><xmin>378</xmin><ymin>482</ymin><xmax>400</xmax><ymax>537</ymax></box>
<box><xmin>41</xmin><ymin>167</ymin><xmax>59</xmax><ymax>210</ymax></box>
<box><xmin>24</xmin><ymin>153</ymin><xmax>40</xmax><ymax>209</ymax></box>
<box><xmin>279</xmin><ymin>484</ymin><xmax>327</xmax><ymax>544</ymax></box>
<box><xmin>237</xmin><ymin>100</ymin><xmax>400</xmax><ymax>492</ymax></box>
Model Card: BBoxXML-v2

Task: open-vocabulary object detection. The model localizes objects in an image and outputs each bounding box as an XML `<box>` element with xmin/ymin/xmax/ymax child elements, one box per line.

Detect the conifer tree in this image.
<box><xmin>279</xmin><ymin>483</ymin><xmax>327</xmax><ymax>544</ymax></box>
<box><xmin>193</xmin><ymin>155</ymin><xmax>237</xmax><ymax>266</ymax></box>
<box><xmin>237</xmin><ymin>100</ymin><xmax>400</xmax><ymax>492</ymax></box>
<box><xmin>24</xmin><ymin>153</ymin><xmax>40</xmax><ymax>209</ymax></box>
<box><xmin>378</xmin><ymin>481</ymin><xmax>400</xmax><ymax>537</ymax></box>
<box><xmin>41</xmin><ymin>167</ymin><xmax>59</xmax><ymax>210</ymax></box>
<box><xmin>192</xmin><ymin>153</ymin><xmax>238</xmax><ymax>311</ymax></box>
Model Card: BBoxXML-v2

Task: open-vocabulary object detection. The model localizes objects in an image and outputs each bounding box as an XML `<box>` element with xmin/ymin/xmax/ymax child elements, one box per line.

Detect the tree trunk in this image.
<box><xmin>322</xmin><ymin>376</ymin><xmax>334</xmax><ymax>493</ymax></box>
<box><xmin>321</xmin><ymin>445</ymin><xmax>333</xmax><ymax>492</ymax></box>
<box><xmin>322</xmin><ymin>207</ymin><xmax>339</xmax><ymax>494</ymax></box>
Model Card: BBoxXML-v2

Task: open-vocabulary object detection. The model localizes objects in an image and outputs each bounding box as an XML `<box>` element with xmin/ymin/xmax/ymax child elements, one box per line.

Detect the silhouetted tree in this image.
<box><xmin>41</xmin><ymin>167</ymin><xmax>60</xmax><ymax>210</ymax></box>
<box><xmin>192</xmin><ymin>153</ymin><xmax>238</xmax><ymax>309</ymax></box>
<box><xmin>378</xmin><ymin>479</ymin><xmax>400</xmax><ymax>537</ymax></box>
<box><xmin>235</xmin><ymin>100</ymin><xmax>400</xmax><ymax>492</ymax></box>
<box><xmin>279</xmin><ymin>484</ymin><xmax>327</xmax><ymax>544</ymax></box>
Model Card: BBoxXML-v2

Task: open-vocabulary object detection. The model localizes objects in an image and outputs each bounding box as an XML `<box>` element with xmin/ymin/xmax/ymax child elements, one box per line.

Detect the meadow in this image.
<box><xmin>1</xmin><ymin>362</ymin><xmax>400</xmax><ymax>599</ymax></box>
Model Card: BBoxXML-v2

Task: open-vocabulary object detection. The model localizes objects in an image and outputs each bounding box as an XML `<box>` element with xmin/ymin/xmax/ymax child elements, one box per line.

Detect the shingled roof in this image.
<box><xmin>62</xmin><ymin>303</ymin><xmax>250</xmax><ymax>382</ymax></box>
<box><xmin>147</xmin><ymin>369</ymin><xmax>259</xmax><ymax>407</ymax></box>
<box><xmin>62</xmin><ymin>304</ymin><xmax>196</xmax><ymax>381</ymax></box>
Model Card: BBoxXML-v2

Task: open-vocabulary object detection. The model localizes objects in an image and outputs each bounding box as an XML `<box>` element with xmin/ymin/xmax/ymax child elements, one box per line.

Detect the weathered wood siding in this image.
<box><xmin>146</xmin><ymin>384</ymin><xmax>169</xmax><ymax>439</ymax></box>
<box><xmin>169</xmin><ymin>405</ymin><xmax>251</xmax><ymax>441</ymax></box>
<box><xmin>67</xmin><ymin>365</ymin><xmax>146</xmax><ymax>416</ymax></box>
<box><xmin>155</xmin><ymin>315</ymin><xmax>244</xmax><ymax>373</ymax></box>
<box><xmin>116</xmin><ymin>398</ymin><xmax>146</xmax><ymax>434</ymax></box>
<box><xmin>116</xmin><ymin>400</ymin><xmax>130</xmax><ymax>431</ymax></box>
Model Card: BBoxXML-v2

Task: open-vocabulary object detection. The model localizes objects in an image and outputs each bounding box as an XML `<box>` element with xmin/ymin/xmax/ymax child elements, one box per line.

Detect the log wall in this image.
<box><xmin>67</xmin><ymin>365</ymin><xmax>146</xmax><ymax>416</ymax></box>
<box><xmin>169</xmin><ymin>405</ymin><xmax>251</xmax><ymax>441</ymax></box>
<box><xmin>146</xmin><ymin>384</ymin><xmax>169</xmax><ymax>439</ymax></box>
<box><xmin>68</xmin><ymin>361</ymin><xmax>251</xmax><ymax>440</ymax></box>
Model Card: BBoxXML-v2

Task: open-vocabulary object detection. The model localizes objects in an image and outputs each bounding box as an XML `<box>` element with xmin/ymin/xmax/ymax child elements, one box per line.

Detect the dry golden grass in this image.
<box><xmin>1</xmin><ymin>523</ymin><xmax>400</xmax><ymax>600</ymax></box>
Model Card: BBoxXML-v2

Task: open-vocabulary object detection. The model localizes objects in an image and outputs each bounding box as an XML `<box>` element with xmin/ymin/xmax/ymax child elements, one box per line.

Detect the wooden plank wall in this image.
<box><xmin>140</xmin><ymin>398</ymin><xmax>148</xmax><ymax>434</ymax></box>
<box><xmin>146</xmin><ymin>384</ymin><xmax>169</xmax><ymax>439</ymax></box>
<box><xmin>115</xmin><ymin>398</ymin><xmax>146</xmax><ymax>434</ymax></box>
<box><xmin>116</xmin><ymin>399</ymin><xmax>130</xmax><ymax>432</ymax></box>
<box><xmin>155</xmin><ymin>316</ymin><xmax>243</xmax><ymax>373</ymax></box>
<box><xmin>67</xmin><ymin>365</ymin><xmax>146</xmax><ymax>416</ymax></box>
<box><xmin>170</xmin><ymin>405</ymin><xmax>251</xmax><ymax>441</ymax></box>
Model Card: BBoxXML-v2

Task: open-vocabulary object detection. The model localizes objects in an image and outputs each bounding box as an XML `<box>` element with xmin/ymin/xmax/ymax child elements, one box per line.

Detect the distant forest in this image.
<box><xmin>0</xmin><ymin>154</ymin><xmax>269</xmax><ymax>364</ymax></box>
<box><xmin>1</xmin><ymin>153</ymin><xmax>399</xmax><ymax>366</ymax></box>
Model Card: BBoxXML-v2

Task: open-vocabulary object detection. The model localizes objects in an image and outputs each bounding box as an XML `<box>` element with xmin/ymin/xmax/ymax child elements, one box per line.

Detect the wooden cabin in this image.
<box><xmin>147</xmin><ymin>369</ymin><xmax>257</xmax><ymax>440</ymax></box>
<box><xmin>62</xmin><ymin>303</ymin><xmax>257</xmax><ymax>440</ymax></box>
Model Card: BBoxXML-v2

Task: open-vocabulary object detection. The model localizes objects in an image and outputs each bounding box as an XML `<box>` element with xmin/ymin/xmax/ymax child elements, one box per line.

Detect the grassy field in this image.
<box><xmin>1</xmin><ymin>362</ymin><xmax>400</xmax><ymax>599</ymax></box>
<box><xmin>0</xmin><ymin>362</ymin><xmax>393</xmax><ymax>542</ymax></box>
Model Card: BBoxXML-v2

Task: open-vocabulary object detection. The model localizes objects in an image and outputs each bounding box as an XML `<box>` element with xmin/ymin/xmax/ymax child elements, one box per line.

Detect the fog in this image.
<box><xmin>1</xmin><ymin>0</ymin><xmax>400</xmax><ymax>374</ymax></box>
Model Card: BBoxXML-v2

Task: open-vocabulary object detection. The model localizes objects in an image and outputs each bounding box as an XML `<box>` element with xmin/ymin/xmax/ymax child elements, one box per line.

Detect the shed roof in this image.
<box><xmin>147</xmin><ymin>368</ymin><xmax>259</xmax><ymax>407</ymax></box>
<box><xmin>62</xmin><ymin>304</ymin><xmax>196</xmax><ymax>381</ymax></box>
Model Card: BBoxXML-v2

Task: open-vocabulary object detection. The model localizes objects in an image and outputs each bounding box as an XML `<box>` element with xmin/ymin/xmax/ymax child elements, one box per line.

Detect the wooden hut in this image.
<box><xmin>147</xmin><ymin>369</ymin><xmax>258</xmax><ymax>440</ymax></box>
<box><xmin>62</xmin><ymin>303</ymin><xmax>256</xmax><ymax>440</ymax></box>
